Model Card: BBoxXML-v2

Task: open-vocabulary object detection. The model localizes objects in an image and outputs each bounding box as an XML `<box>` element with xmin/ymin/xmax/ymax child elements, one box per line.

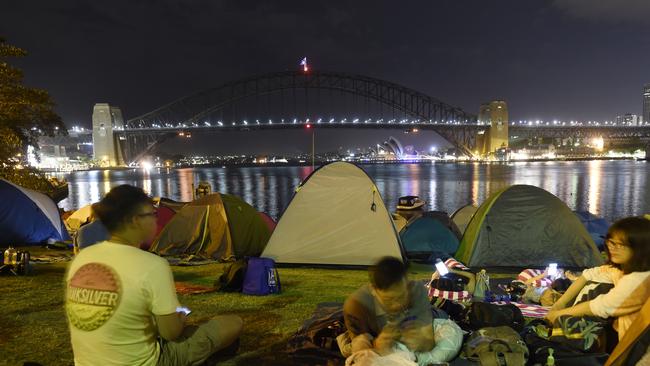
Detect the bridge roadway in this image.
<box><xmin>116</xmin><ymin>120</ymin><xmax>650</xmax><ymax>137</ymax></box>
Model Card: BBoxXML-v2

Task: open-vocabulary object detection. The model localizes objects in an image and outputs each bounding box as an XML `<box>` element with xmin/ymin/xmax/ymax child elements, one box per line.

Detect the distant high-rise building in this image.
<box><xmin>92</xmin><ymin>103</ymin><xmax>124</xmax><ymax>167</ymax></box>
<box><xmin>478</xmin><ymin>100</ymin><xmax>509</xmax><ymax>156</ymax></box>
<box><xmin>617</xmin><ymin>113</ymin><xmax>642</xmax><ymax>126</ymax></box>
<box><xmin>643</xmin><ymin>84</ymin><xmax>650</xmax><ymax>122</ymax></box>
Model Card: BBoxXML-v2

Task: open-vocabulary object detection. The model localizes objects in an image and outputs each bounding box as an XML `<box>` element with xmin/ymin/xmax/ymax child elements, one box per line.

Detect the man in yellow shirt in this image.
<box><xmin>65</xmin><ymin>185</ymin><xmax>242</xmax><ymax>365</ymax></box>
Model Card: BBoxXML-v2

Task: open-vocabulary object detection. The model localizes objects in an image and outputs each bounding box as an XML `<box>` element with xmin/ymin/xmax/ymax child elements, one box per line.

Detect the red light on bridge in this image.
<box><xmin>306</xmin><ymin>124</ymin><xmax>311</xmax><ymax>129</ymax></box>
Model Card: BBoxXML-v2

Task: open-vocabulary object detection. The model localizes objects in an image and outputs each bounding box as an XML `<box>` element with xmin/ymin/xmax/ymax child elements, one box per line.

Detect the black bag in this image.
<box><xmin>430</xmin><ymin>272</ymin><xmax>469</xmax><ymax>292</ymax></box>
<box><xmin>468</xmin><ymin>302</ymin><xmax>525</xmax><ymax>331</ymax></box>
<box><xmin>286</xmin><ymin>303</ymin><xmax>346</xmax><ymax>365</ymax></box>
<box><xmin>523</xmin><ymin>324</ymin><xmax>609</xmax><ymax>365</ymax></box>
<box><xmin>214</xmin><ymin>259</ymin><xmax>248</xmax><ymax>292</ymax></box>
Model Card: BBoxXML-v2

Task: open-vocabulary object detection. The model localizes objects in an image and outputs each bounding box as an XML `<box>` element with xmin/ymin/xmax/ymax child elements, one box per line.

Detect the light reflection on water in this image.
<box><xmin>58</xmin><ymin>160</ymin><xmax>649</xmax><ymax>222</ymax></box>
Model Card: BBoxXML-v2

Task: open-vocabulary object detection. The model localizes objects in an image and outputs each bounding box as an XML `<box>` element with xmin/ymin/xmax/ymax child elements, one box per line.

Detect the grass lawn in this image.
<box><xmin>0</xmin><ymin>248</ymin><xmax>435</xmax><ymax>366</ymax></box>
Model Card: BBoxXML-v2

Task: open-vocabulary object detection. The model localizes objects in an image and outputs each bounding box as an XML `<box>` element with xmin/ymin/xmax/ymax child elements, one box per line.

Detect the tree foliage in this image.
<box><xmin>0</xmin><ymin>37</ymin><xmax>66</xmax><ymax>165</ymax></box>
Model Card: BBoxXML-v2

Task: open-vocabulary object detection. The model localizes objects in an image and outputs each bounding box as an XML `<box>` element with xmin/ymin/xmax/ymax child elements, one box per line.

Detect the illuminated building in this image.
<box><xmin>92</xmin><ymin>103</ymin><xmax>124</xmax><ymax>167</ymax></box>
<box><xmin>478</xmin><ymin>100</ymin><xmax>509</xmax><ymax>156</ymax></box>
<box><xmin>643</xmin><ymin>84</ymin><xmax>650</xmax><ymax>122</ymax></box>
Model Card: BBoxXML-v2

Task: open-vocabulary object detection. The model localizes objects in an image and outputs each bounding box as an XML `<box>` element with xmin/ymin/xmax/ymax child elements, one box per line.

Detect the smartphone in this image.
<box><xmin>435</xmin><ymin>259</ymin><xmax>449</xmax><ymax>276</ymax></box>
<box><xmin>547</xmin><ymin>263</ymin><xmax>558</xmax><ymax>277</ymax></box>
<box><xmin>176</xmin><ymin>306</ymin><xmax>192</xmax><ymax>316</ymax></box>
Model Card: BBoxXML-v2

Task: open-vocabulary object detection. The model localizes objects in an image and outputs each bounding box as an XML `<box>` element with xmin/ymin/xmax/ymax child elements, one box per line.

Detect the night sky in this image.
<box><xmin>2</xmin><ymin>1</ymin><xmax>650</xmax><ymax>154</ymax></box>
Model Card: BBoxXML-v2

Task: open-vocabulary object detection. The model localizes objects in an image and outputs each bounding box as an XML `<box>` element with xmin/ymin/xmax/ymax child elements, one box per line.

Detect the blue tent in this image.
<box><xmin>574</xmin><ymin>211</ymin><xmax>610</xmax><ymax>250</ymax></box>
<box><xmin>399</xmin><ymin>215</ymin><xmax>460</xmax><ymax>262</ymax></box>
<box><xmin>0</xmin><ymin>179</ymin><xmax>70</xmax><ymax>245</ymax></box>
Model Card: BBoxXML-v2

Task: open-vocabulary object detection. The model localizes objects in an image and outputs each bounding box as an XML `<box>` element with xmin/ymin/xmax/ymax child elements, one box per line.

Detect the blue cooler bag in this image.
<box><xmin>242</xmin><ymin>257</ymin><xmax>281</xmax><ymax>295</ymax></box>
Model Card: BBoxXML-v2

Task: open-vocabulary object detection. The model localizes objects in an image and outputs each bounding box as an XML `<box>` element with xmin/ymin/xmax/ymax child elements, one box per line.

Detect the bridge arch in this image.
<box><xmin>120</xmin><ymin>71</ymin><xmax>480</xmax><ymax>163</ymax></box>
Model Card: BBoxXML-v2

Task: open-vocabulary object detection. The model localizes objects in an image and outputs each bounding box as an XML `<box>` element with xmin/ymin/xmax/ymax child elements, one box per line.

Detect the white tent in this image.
<box><xmin>451</xmin><ymin>204</ymin><xmax>478</xmax><ymax>235</ymax></box>
<box><xmin>261</xmin><ymin>162</ymin><xmax>404</xmax><ymax>266</ymax></box>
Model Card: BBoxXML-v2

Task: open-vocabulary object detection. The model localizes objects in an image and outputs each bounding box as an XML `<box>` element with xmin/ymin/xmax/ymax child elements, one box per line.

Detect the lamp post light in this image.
<box><xmin>306</xmin><ymin>123</ymin><xmax>314</xmax><ymax>170</ymax></box>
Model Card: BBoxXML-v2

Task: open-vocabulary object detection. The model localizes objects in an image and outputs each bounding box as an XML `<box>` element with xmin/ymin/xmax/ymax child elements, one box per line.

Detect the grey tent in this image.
<box><xmin>261</xmin><ymin>162</ymin><xmax>404</xmax><ymax>266</ymax></box>
<box><xmin>456</xmin><ymin>185</ymin><xmax>603</xmax><ymax>268</ymax></box>
<box><xmin>451</xmin><ymin>204</ymin><xmax>478</xmax><ymax>235</ymax></box>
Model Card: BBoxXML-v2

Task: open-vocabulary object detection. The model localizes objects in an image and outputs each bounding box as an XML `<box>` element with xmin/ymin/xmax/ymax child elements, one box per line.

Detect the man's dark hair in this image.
<box><xmin>369</xmin><ymin>256</ymin><xmax>407</xmax><ymax>290</ymax></box>
<box><xmin>551</xmin><ymin>278</ymin><xmax>572</xmax><ymax>293</ymax></box>
<box><xmin>93</xmin><ymin>185</ymin><xmax>153</xmax><ymax>232</ymax></box>
<box><xmin>604</xmin><ymin>216</ymin><xmax>650</xmax><ymax>274</ymax></box>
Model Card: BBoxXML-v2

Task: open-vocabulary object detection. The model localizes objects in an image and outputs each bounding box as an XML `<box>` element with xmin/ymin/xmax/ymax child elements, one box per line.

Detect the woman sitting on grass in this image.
<box><xmin>545</xmin><ymin>216</ymin><xmax>650</xmax><ymax>341</ymax></box>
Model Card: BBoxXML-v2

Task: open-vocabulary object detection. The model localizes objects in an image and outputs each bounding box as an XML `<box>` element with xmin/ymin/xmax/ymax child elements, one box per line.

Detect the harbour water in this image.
<box><xmin>58</xmin><ymin>160</ymin><xmax>649</xmax><ymax>222</ymax></box>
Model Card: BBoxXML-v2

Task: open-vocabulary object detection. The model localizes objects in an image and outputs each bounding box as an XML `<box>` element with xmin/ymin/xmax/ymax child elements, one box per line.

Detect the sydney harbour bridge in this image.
<box><xmin>96</xmin><ymin>71</ymin><xmax>650</xmax><ymax>165</ymax></box>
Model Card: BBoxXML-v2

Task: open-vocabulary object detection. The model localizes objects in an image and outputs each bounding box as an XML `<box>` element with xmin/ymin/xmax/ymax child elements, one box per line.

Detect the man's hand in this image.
<box><xmin>400</xmin><ymin>322</ymin><xmax>434</xmax><ymax>352</ymax></box>
<box><xmin>374</xmin><ymin>324</ymin><xmax>400</xmax><ymax>356</ymax></box>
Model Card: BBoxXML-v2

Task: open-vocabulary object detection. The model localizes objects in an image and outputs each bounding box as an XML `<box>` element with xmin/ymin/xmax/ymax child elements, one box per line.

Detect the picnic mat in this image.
<box><xmin>490</xmin><ymin>301</ymin><xmax>550</xmax><ymax>318</ymax></box>
<box><xmin>175</xmin><ymin>282</ymin><xmax>216</xmax><ymax>295</ymax></box>
<box><xmin>30</xmin><ymin>253</ymin><xmax>74</xmax><ymax>263</ymax></box>
<box><xmin>165</xmin><ymin>255</ymin><xmax>220</xmax><ymax>266</ymax></box>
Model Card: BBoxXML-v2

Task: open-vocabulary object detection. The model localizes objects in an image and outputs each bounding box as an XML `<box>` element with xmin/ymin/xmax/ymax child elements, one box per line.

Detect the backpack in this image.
<box><xmin>214</xmin><ymin>259</ymin><xmax>248</xmax><ymax>292</ymax></box>
<box><xmin>286</xmin><ymin>302</ymin><xmax>346</xmax><ymax>365</ymax></box>
<box><xmin>464</xmin><ymin>326</ymin><xmax>529</xmax><ymax>366</ymax></box>
<box><xmin>242</xmin><ymin>257</ymin><xmax>281</xmax><ymax>295</ymax></box>
<box><xmin>522</xmin><ymin>324</ymin><xmax>609</xmax><ymax>365</ymax></box>
<box><xmin>467</xmin><ymin>302</ymin><xmax>525</xmax><ymax>331</ymax></box>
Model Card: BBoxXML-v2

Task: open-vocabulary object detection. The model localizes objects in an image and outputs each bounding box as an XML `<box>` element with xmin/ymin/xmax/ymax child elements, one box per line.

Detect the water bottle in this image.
<box><xmin>546</xmin><ymin>348</ymin><xmax>555</xmax><ymax>366</ymax></box>
<box><xmin>4</xmin><ymin>247</ymin><xmax>17</xmax><ymax>265</ymax></box>
<box><xmin>3</xmin><ymin>247</ymin><xmax>10</xmax><ymax>265</ymax></box>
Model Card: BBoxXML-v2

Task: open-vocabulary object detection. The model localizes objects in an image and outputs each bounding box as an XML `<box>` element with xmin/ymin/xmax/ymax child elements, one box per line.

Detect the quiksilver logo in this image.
<box><xmin>66</xmin><ymin>263</ymin><xmax>121</xmax><ymax>331</ymax></box>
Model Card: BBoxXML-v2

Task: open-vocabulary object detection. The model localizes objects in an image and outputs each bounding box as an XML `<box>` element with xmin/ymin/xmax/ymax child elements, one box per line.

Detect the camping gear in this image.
<box><xmin>399</xmin><ymin>214</ymin><xmax>460</xmax><ymax>262</ymax></box>
<box><xmin>195</xmin><ymin>181</ymin><xmax>212</xmax><ymax>198</ymax></box>
<box><xmin>150</xmin><ymin>193</ymin><xmax>270</xmax><ymax>261</ymax></box>
<box><xmin>550</xmin><ymin>316</ymin><xmax>607</xmax><ymax>353</ymax></box>
<box><xmin>1</xmin><ymin>247</ymin><xmax>30</xmax><ymax>275</ymax></box>
<box><xmin>261</xmin><ymin>162</ymin><xmax>404</xmax><ymax>266</ymax></box>
<box><xmin>574</xmin><ymin>211</ymin><xmax>611</xmax><ymax>250</ymax></box>
<box><xmin>257</xmin><ymin>212</ymin><xmax>277</xmax><ymax>233</ymax></box>
<box><xmin>0</xmin><ymin>179</ymin><xmax>70</xmax><ymax>245</ymax></box>
<box><xmin>242</xmin><ymin>257</ymin><xmax>281</xmax><ymax>295</ymax></box>
<box><xmin>423</xmin><ymin>211</ymin><xmax>463</xmax><ymax>240</ymax></box>
<box><xmin>287</xmin><ymin>302</ymin><xmax>346</xmax><ymax>365</ymax></box>
<box><xmin>463</xmin><ymin>326</ymin><xmax>529</xmax><ymax>366</ymax></box>
<box><xmin>150</xmin><ymin>193</ymin><xmax>233</xmax><ymax>260</ymax></box>
<box><xmin>451</xmin><ymin>204</ymin><xmax>478</xmax><ymax>235</ymax></box>
<box><xmin>396</xmin><ymin>195</ymin><xmax>425</xmax><ymax>210</ymax></box>
<box><xmin>214</xmin><ymin>258</ymin><xmax>248</xmax><ymax>292</ymax></box>
<box><xmin>490</xmin><ymin>301</ymin><xmax>550</xmax><ymax>318</ymax></box>
<box><xmin>428</xmin><ymin>257</ymin><xmax>474</xmax><ymax>302</ymax></box>
<box><xmin>416</xmin><ymin>319</ymin><xmax>464</xmax><ymax>365</ymax></box>
<box><xmin>456</xmin><ymin>185</ymin><xmax>603</xmax><ymax>268</ymax></box>
<box><xmin>467</xmin><ymin>302</ymin><xmax>525</xmax><ymax>331</ymax></box>
<box><xmin>474</xmin><ymin>269</ymin><xmax>490</xmax><ymax>300</ymax></box>
<box><xmin>523</xmin><ymin>324</ymin><xmax>609</xmax><ymax>366</ymax></box>
<box><xmin>220</xmin><ymin>194</ymin><xmax>272</xmax><ymax>258</ymax></box>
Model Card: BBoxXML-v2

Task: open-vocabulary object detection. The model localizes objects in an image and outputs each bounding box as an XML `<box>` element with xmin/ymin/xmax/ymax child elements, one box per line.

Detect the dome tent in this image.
<box><xmin>456</xmin><ymin>185</ymin><xmax>603</xmax><ymax>269</ymax></box>
<box><xmin>0</xmin><ymin>179</ymin><xmax>70</xmax><ymax>245</ymax></box>
<box><xmin>451</xmin><ymin>204</ymin><xmax>478</xmax><ymax>235</ymax></box>
<box><xmin>399</xmin><ymin>213</ymin><xmax>460</xmax><ymax>263</ymax></box>
<box><xmin>574</xmin><ymin>211</ymin><xmax>611</xmax><ymax>250</ymax></box>
<box><xmin>261</xmin><ymin>162</ymin><xmax>404</xmax><ymax>266</ymax></box>
<box><xmin>149</xmin><ymin>193</ymin><xmax>271</xmax><ymax>260</ymax></box>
